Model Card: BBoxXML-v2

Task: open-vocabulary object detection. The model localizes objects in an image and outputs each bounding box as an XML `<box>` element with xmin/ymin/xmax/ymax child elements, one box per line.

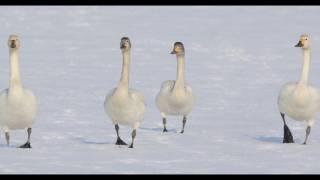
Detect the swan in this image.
<box><xmin>155</xmin><ymin>42</ymin><xmax>195</xmax><ymax>133</ymax></box>
<box><xmin>104</xmin><ymin>37</ymin><xmax>146</xmax><ymax>148</ymax></box>
<box><xmin>278</xmin><ymin>34</ymin><xmax>320</xmax><ymax>144</ymax></box>
<box><xmin>0</xmin><ymin>35</ymin><xmax>38</xmax><ymax>148</ymax></box>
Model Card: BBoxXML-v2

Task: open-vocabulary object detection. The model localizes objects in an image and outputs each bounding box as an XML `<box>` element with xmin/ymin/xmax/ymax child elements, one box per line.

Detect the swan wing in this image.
<box><xmin>160</xmin><ymin>80</ymin><xmax>175</xmax><ymax>92</ymax></box>
<box><xmin>104</xmin><ymin>87</ymin><xmax>117</xmax><ymax>107</ymax></box>
<box><xmin>185</xmin><ymin>83</ymin><xmax>193</xmax><ymax>94</ymax></box>
<box><xmin>129</xmin><ymin>89</ymin><xmax>147</xmax><ymax>121</ymax></box>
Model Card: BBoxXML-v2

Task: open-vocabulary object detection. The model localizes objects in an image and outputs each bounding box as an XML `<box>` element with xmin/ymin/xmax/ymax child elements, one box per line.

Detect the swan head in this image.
<box><xmin>120</xmin><ymin>37</ymin><xmax>131</xmax><ymax>52</ymax></box>
<box><xmin>171</xmin><ymin>42</ymin><xmax>185</xmax><ymax>55</ymax></box>
<box><xmin>8</xmin><ymin>35</ymin><xmax>20</xmax><ymax>49</ymax></box>
<box><xmin>295</xmin><ymin>34</ymin><xmax>310</xmax><ymax>49</ymax></box>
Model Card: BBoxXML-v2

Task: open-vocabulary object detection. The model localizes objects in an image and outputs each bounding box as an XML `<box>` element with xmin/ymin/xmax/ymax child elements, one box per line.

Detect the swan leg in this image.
<box><xmin>19</xmin><ymin>128</ymin><xmax>32</xmax><ymax>148</ymax></box>
<box><xmin>5</xmin><ymin>132</ymin><xmax>10</xmax><ymax>146</ymax></box>
<box><xmin>128</xmin><ymin>129</ymin><xmax>136</xmax><ymax>148</ymax></box>
<box><xmin>281</xmin><ymin>113</ymin><xmax>294</xmax><ymax>143</ymax></box>
<box><xmin>115</xmin><ymin>124</ymin><xmax>127</xmax><ymax>145</ymax></box>
<box><xmin>163</xmin><ymin>118</ymin><xmax>168</xmax><ymax>132</ymax></box>
<box><xmin>180</xmin><ymin>116</ymin><xmax>187</xmax><ymax>134</ymax></box>
<box><xmin>303</xmin><ymin>126</ymin><xmax>311</xmax><ymax>145</ymax></box>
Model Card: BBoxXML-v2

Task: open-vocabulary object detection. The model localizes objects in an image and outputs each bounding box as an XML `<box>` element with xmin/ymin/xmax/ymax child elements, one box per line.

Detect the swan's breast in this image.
<box><xmin>0</xmin><ymin>88</ymin><xmax>37</xmax><ymax>129</ymax></box>
<box><xmin>278</xmin><ymin>83</ymin><xmax>320</xmax><ymax>120</ymax></box>
<box><xmin>171</xmin><ymin>89</ymin><xmax>188</xmax><ymax>105</ymax></box>
<box><xmin>105</xmin><ymin>88</ymin><xmax>145</xmax><ymax>124</ymax></box>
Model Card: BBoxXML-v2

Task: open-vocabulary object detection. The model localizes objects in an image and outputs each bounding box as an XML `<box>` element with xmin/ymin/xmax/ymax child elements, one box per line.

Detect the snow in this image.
<box><xmin>0</xmin><ymin>6</ymin><xmax>319</xmax><ymax>174</ymax></box>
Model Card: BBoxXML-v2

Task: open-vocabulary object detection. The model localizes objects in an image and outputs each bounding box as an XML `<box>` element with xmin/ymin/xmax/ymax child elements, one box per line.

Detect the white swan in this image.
<box><xmin>278</xmin><ymin>34</ymin><xmax>320</xmax><ymax>144</ymax></box>
<box><xmin>0</xmin><ymin>35</ymin><xmax>38</xmax><ymax>148</ymax></box>
<box><xmin>104</xmin><ymin>37</ymin><xmax>146</xmax><ymax>148</ymax></box>
<box><xmin>156</xmin><ymin>42</ymin><xmax>195</xmax><ymax>133</ymax></box>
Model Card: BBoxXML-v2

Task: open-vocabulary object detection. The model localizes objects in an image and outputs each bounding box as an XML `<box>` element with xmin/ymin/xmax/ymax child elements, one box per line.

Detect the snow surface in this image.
<box><xmin>0</xmin><ymin>6</ymin><xmax>319</xmax><ymax>174</ymax></box>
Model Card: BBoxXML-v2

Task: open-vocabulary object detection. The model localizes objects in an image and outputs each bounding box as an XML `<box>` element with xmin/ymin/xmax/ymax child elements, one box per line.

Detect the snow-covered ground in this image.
<box><xmin>0</xmin><ymin>6</ymin><xmax>319</xmax><ymax>174</ymax></box>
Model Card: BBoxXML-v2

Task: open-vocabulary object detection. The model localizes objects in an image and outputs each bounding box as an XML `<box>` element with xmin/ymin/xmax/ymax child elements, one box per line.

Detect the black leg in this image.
<box><xmin>303</xmin><ymin>126</ymin><xmax>311</xmax><ymax>145</ymax></box>
<box><xmin>115</xmin><ymin>124</ymin><xmax>127</xmax><ymax>145</ymax></box>
<box><xmin>5</xmin><ymin>132</ymin><xmax>9</xmax><ymax>146</ymax></box>
<box><xmin>180</xmin><ymin>116</ymin><xmax>187</xmax><ymax>134</ymax></box>
<box><xmin>128</xmin><ymin>129</ymin><xmax>136</xmax><ymax>148</ymax></box>
<box><xmin>163</xmin><ymin>118</ymin><xmax>168</xmax><ymax>132</ymax></box>
<box><xmin>281</xmin><ymin>113</ymin><xmax>294</xmax><ymax>143</ymax></box>
<box><xmin>19</xmin><ymin>128</ymin><xmax>32</xmax><ymax>148</ymax></box>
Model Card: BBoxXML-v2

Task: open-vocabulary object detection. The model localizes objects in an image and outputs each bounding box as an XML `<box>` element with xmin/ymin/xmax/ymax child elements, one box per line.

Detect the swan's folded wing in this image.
<box><xmin>160</xmin><ymin>80</ymin><xmax>175</xmax><ymax>92</ymax></box>
<box><xmin>185</xmin><ymin>83</ymin><xmax>196</xmax><ymax>103</ymax></box>
<box><xmin>105</xmin><ymin>88</ymin><xmax>117</xmax><ymax>105</ymax></box>
<box><xmin>185</xmin><ymin>83</ymin><xmax>193</xmax><ymax>93</ymax></box>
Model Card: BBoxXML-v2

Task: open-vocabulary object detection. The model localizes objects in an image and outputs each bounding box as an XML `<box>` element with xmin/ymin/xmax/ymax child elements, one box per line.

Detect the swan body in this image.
<box><xmin>105</xmin><ymin>88</ymin><xmax>145</xmax><ymax>128</ymax></box>
<box><xmin>156</xmin><ymin>42</ymin><xmax>195</xmax><ymax>133</ymax></box>
<box><xmin>156</xmin><ymin>80</ymin><xmax>194</xmax><ymax>116</ymax></box>
<box><xmin>104</xmin><ymin>37</ymin><xmax>146</xmax><ymax>148</ymax></box>
<box><xmin>0</xmin><ymin>35</ymin><xmax>37</xmax><ymax>148</ymax></box>
<box><xmin>0</xmin><ymin>89</ymin><xmax>37</xmax><ymax>130</ymax></box>
<box><xmin>278</xmin><ymin>82</ymin><xmax>320</xmax><ymax>121</ymax></box>
<box><xmin>278</xmin><ymin>34</ymin><xmax>320</xmax><ymax>144</ymax></box>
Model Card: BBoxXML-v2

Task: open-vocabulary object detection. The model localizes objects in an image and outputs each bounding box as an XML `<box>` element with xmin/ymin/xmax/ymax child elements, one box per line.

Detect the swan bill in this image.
<box><xmin>10</xmin><ymin>41</ymin><xmax>17</xmax><ymax>48</ymax></box>
<box><xmin>171</xmin><ymin>42</ymin><xmax>185</xmax><ymax>55</ymax></box>
<box><xmin>295</xmin><ymin>40</ymin><xmax>303</xmax><ymax>47</ymax></box>
<box><xmin>120</xmin><ymin>37</ymin><xmax>131</xmax><ymax>50</ymax></box>
<box><xmin>8</xmin><ymin>35</ymin><xmax>20</xmax><ymax>49</ymax></box>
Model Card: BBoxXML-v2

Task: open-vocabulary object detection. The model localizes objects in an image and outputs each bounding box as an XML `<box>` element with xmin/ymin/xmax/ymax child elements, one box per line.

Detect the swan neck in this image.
<box><xmin>118</xmin><ymin>51</ymin><xmax>130</xmax><ymax>94</ymax></box>
<box><xmin>9</xmin><ymin>48</ymin><xmax>22</xmax><ymax>90</ymax></box>
<box><xmin>173</xmin><ymin>54</ymin><xmax>185</xmax><ymax>91</ymax></box>
<box><xmin>299</xmin><ymin>48</ymin><xmax>311</xmax><ymax>84</ymax></box>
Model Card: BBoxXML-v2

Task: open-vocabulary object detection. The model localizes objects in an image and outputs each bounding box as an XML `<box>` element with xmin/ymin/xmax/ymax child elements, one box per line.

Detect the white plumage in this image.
<box><xmin>278</xmin><ymin>82</ymin><xmax>320</xmax><ymax>121</ymax></box>
<box><xmin>156</xmin><ymin>42</ymin><xmax>195</xmax><ymax>133</ymax></box>
<box><xmin>156</xmin><ymin>80</ymin><xmax>195</xmax><ymax>116</ymax></box>
<box><xmin>0</xmin><ymin>35</ymin><xmax>37</xmax><ymax>148</ymax></box>
<box><xmin>278</xmin><ymin>34</ymin><xmax>320</xmax><ymax>144</ymax></box>
<box><xmin>104</xmin><ymin>37</ymin><xmax>146</xmax><ymax>148</ymax></box>
<box><xmin>105</xmin><ymin>88</ymin><xmax>146</xmax><ymax>129</ymax></box>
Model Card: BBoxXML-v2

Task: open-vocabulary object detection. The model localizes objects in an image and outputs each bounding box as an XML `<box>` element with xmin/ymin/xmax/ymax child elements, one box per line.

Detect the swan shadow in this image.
<box><xmin>140</xmin><ymin>127</ymin><xmax>177</xmax><ymax>133</ymax></box>
<box><xmin>253</xmin><ymin>136</ymin><xmax>284</xmax><ymax>144</ymax></box>
<box><xmin>71</xmin><ymin>136</ymin><xmax>112</xmax><ymax>145</ymax></box>
<box><xmin>0</xmin><ymin>143</ymin><xmax>30</xmax><ymax>148</ymax></box>
<box><xmin>0</xmin><ymin>144</ymin><xmax>12</xmax><ymax>148</ymax></box>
